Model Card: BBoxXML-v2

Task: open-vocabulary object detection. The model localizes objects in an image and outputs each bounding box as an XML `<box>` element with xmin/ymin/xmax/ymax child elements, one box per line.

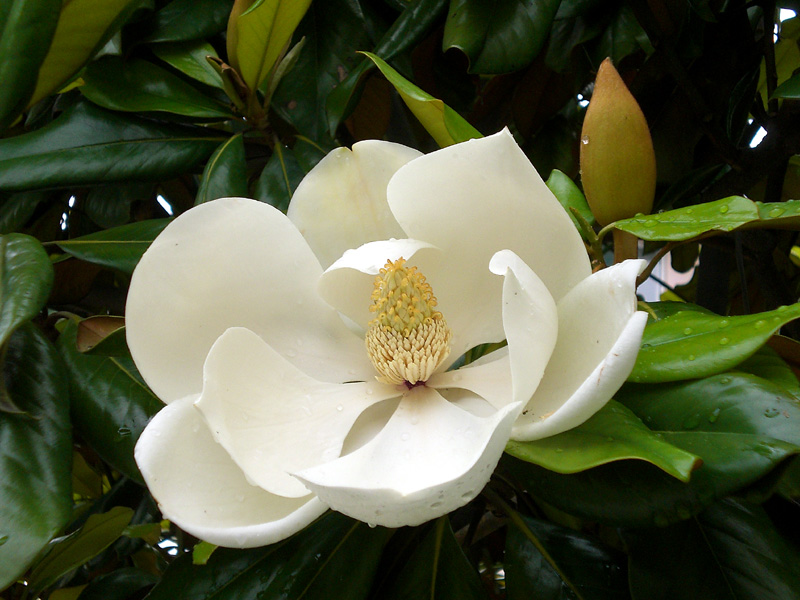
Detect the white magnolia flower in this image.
<box><xmin>127</xmin><ymin>129</ymin><xmax>647</xmax><ymax>548</ymax></box>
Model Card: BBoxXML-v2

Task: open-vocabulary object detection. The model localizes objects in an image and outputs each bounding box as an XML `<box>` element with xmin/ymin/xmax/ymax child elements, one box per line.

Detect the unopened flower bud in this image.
<box><xmin>580</xmin><ymin>58</ymin><xmax>656</xmax><ymax>226</ymax></box>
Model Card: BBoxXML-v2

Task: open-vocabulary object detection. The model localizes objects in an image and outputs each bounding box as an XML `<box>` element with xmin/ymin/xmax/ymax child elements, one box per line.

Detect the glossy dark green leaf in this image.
<box><xmin>140</xmin><ymin>0</ymin><xmax>234</xmax><ymax>43</ymax></box>
<box><xmin>27</xmin><ymin>506</ymin><xmax>134</xmax><ymax>597</ymax></box>
<box><xmin>81</xmin><ymin>57</ymin><xmax>233</xmax><ymax>118</ymax></box>
<box><xmin>28</xmin><ymin>0</ymin><xmax>146</xmax><ymax>107</ymax></box>
<box><xmin>630</xmin><ymin>304</ymin><xmax>800</xmax><ymax>383</ymax></box>
<box><xmin>443</xmin><ymin>0</ymin><xmax>560</xmax><ymax>74</ymax></box>
<box><xmin>254</xmin><ymin>143</ymin><xmax>305</xmax><ymax>212</ymax></box>
<box><xmin>0</xmin><ymin>0</ymin><xmax>61</xmax><ymax>130</ymax></box>
<box><xmin>0</xmin><ymin>325</ymin><xmax>71</xmax><ymax>591</ymax></box>
<box><xmin>618</xmin><ymin>372</ymin><xmax>800</xmax><ymax>447</ymax></box>
<box><xmin>147</xmin><ymin>512</ymin><xmax>392</xmax><ymax>600</ymax></box>
<box><xmin>506</xmin><ymin>401</ymin><xmax>701</xmax><ymax>482</ymax></box>
<box><xmin>363</xmin><ymin>53</ymin><xmax>481</xmax><ymax>147</ymax></box>
<box><xmin>613</xmin><ymin>196</ymin><xmax>759</xmax><ymax>241</ymax></box>
<box><xmin>0</xmin><ymin>234</ymin><xmax>54</xmax><ymax>349</ymax></box>
<box><xmin>0</xmin><ymin>191</ymin><xmax>48</xmax><ymax>234</ymax></box>
<box><xmin>195</xmin><ymin>134</ymin><xmax>248</xmax><ymax>205</ymax></box>
<box><xmin>74</xmin><ymin>567</ymin><xmax>158</xmax><ymax>600</ymax></box>
<box><xmin>56</xmin><ymin>218</ymin><xmax>170</xmax><ymax>274</ymax></box>
<box><xmin>735</xmin><ymin>345</ymin><xmax>800</xmax><ymax>397</ymax></box>
<box><xmin>152</xmin><ymin>40</ymin><xmax>224</xmax><ymax>89</ymax></box>
<box><xmin>625</xmin><ymin>499</ymin><xmax>800</xmax><ymax>600</ymax></box>
<box><xmin>325</xmin><ymin>0</ymin><xmax>448</xmax><ymax>134</ymax></box>
<box><xmin>505</xmin><ymin>513</ymin><xmax>628</xmax><ymax>600</ymax></box>
<box><xmin>0</xmin><ymin>102</ymin><xmax>223</xmax><ymax>192</ymax></box>
<box><xmin>57</xmin><ymin>319</ymin><xmax>162</xmax><ymax>482</ymax></box>
<box><xmin>503</xmin><ymin>423</ymin><xmax>799</xmax><ymax>529</ymax></box>
<box><xmin>384</xmin><ymin>517</ymin><xmax>488</xmax><ymax>600</ymax></box>
<box><xmin>773</xmin><ymin>71</ymin><xmax>800</xmax><ymax>98</ymax></box>
<box><xmin>271</xmin><ymin>0</ymin><xmax>372</xmax><ymax>140</ymax></box>
<box><xmin>84</xmin><ymin>182</ymin><xmax>152</xmax><ymax>229</ymax></box>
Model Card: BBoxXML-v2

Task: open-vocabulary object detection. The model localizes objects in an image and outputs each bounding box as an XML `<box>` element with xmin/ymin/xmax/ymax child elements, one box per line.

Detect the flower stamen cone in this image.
<box><xmin>365</xmin><ymin>258</ymin><xmax>452</xmax><ymax>385</ymax></box>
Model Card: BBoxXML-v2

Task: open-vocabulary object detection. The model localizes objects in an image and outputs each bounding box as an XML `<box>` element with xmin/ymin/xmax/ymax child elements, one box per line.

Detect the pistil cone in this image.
<box><xmin>580</xmin><ymin>58</ymin><xmax>656</xmax><ymax>226</ymax></box>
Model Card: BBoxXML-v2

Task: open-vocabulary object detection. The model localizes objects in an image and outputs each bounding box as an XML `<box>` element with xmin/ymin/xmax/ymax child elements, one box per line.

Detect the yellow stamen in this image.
<box><xmin>365</xmin><ymin>258</ymin><xmax>452</xmax><ymax>385</ymax></box>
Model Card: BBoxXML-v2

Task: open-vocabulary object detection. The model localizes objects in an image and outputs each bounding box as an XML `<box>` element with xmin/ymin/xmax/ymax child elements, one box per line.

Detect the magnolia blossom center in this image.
<box><xmin>365</xmin><ymin>258</ymin><xmax>452</xmax><ymax>385</ymax></box>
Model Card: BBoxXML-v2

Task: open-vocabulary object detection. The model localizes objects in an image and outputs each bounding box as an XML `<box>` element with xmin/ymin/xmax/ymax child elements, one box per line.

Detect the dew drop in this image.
<box><xmin>683</xmin><ymin>327</ymin><xmax>693</xmax><ymax>335</ymax></box>
<box><xmin>401</xmin><ymin>432</ymin><xmax>410</xmax><ymax>441</ymax></box>
<box><xmin>769</xmin><ymin>207</ymin><xmax>785</xmax><ymax>218</ymax></box>
<box><xmin>431</xmin><ymin>501</ymin><xmax>443</xmax><ymax>508</ymax></box>
<box><xmin>719</xmin><ymin>337</ymin><xmax>730</xmax><ymax>345</ymax></box>
<box><xmin>117</xmin><ymin>427</ymin><xmax>131</xmax><ymax>439</ymax></box>
<box><xmin>336</xmin><ymin>405</ymin><xmax>344</xmax><ymax>412</ymax></box>
<box><xmin>688</xmin><ymin>355</ymin><xmax>696</xmax><ymax>361</ymax></box>
<box><xmin>555</xmin><ymin>448</ymin><xmax>564</xmax><ymax>453</ymax></box>
<box><xmin>719</xmin><ymin>319</ymin><xmax>729</xmax><ymax>328</ymax></box>
<box><xmin>719</xmin><ymin>205</ymin><xmax>729</xmax><ymax>214</ymax></box>
<box><xmin>286</xmin><ymin>349</ymin><xmax>297</xmax><ymax>358</ymax></box>
<box><xmin>366</xmin><ymin>388</ymin><xmax>374</xmax><ymax>395</ymax></box>
<box><xmin>685</xmin><ymin>208</ymin><xmax>694</xmax><ymax>214</ymax></box>
<box><xmin>368</xmin><ymin>523</ymin><xmax>377</xmax><ymax>528</ymax></box>
<box><xmin>719</xmin><ymin>376</ymin><xmax>731</xmax><ymax>384</ymax></box>
<box><xmin>754</xmin><ymin>319</ymin><xmax>766</xmax><ymax>329</ymax></box>
<box><xmin>461</xmin><ymin>491</ymin><xmax>474</xmax><ymax>500</ymax></box>
<box><xmin>644</xmin><ymin>219</ymin><xmax>657</xmax><ymax>227</ymax></box>
<box><xmin>581</xmin><ymin>135</ymin><xmax>589</xmax><ymax>145</ymax></box>
<box><xmin>764</xmin><ymin>407</ymin><xmax>781</xmax><ymax>418</ymax></box>
<box><xmin>708</xmin><ymin>407</ymin><xmax>721</xmax><ymax>423</ymax></box>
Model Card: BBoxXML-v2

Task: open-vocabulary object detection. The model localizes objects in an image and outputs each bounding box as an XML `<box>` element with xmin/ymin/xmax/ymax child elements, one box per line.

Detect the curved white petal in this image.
<box><xmin>195</xmin><ymin>328</ymin><xmax>400</xmax><ymax>498</ymax></box>
<box><xmin>294</xmin><ymin>386</ymin><xmax>522</xmax><ymax>528</ymax></box>
<box><xmin>427</xmin><ymin>349</ymin><xmax>512</xmax><ymax>411</ymax></box>
<box><xmin>126</xmin><ymin>197</ymin><xmax>374</xmax><ymax>403</ymax></box>
<box><xmin>511</xmin><ymin>259</ymin><xmax>648</xmax><ymax>441</ymax></box>
<box><xmin>490</xmin><ymin>250</ymin><xmax>559</xmax><ymax>405</ymax></box>
<box><xmin>288</xmin><ymin>140</ymin><xmax>422</xmax><ymax>269</ymax></box>
<box><xmin>318</xmin><ymin>239</ymin><xmax>442</xmax><ymax>331</ymax></box>
<box><xmin>134</xmin><ymin>395</ymin><xmax>327</xmax><ymax>548</ymax></box>
<box><xmin>386</xmin><ymin>129</ymin><xmax>591</xmax><ymax>355</ymax></box>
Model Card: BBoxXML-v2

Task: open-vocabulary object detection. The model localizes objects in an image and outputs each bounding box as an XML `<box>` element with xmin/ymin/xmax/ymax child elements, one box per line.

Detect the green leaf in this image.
<box><xmin>506</xmin><ymin>401</ymin><xmax>701</xmax><ymax>482</ymax></box>
<box><xmin>630</xmin><ymin>304</ymin><xmax>800</xmax><ymax>383</ymax></box>
<box><xmin>28</xmin><ymin>0</ymin><xmax>144</xmax><ymax>107</ymax></box>
<box><xmin>140</xmin><ymin>0</ymin><xmax>234</xmax><ymax>44</ymax></box>
<box><xmin>57</xmin><ymin>319</ymin><xmax>163</xmax><ymax>481</ymax></box>
<box><xmin>0</xmin><ymin>102</ymin><xmax>223</xmax><ymax>192</ymax></box>
<box><xmin>625</xmin><ymin>499</ymin><xmax>800</xmax><ymax>600</ymax></box>
<box><xmin>505</xmin><ymin>513</ymin><xmax>628</xmax><ymax>600</ymax></box>
<box><xmin>146</xmin><ymin>512</ymin><xmax>392</xmax><ymax>600</ymax></box>
<box><xmin>84</xmin><ymin>183</ymin><xmax>152</xmax><ymax>229</ymax></box>
<box><xmin>0</xmin><ymin>234</ymin><xmax>53</xmax><ymax>349</ymax></box>
<box><xmin>152</xmin><ymin>41</ymin><xmax>224</xmax><ymax>89</ymax></box>
<box><xmin>545</xmin><ymin>169</ymin><xmax>596</xmax><ymax>236</ymax></box>
<box><xmin>81</xmin><ymin>57</ymin><xmax>233</xmax><ymax>118</ymax></box>
<box><xmin>735</xmin><ymin>345</ymin><xmax>800</xmax><ymax>397</ymax></box>
<box><xmin>362</xmin><ymin>52</ymin><xmax>481</xmax><ymax>147</ymax></box>
<box><xmin>618</xmin><ymin>372</ymin><xmax>800</xmax><ymax>448</ymax></box>
<box><xmin>751</xmin><ymin>198</ymin><xmax>800</xmax><ymax>228</ymax></box>
<box><xmin>773</xmin><ymin>71</ymin><xmax>800</xmax><ymax>98</ymax></box>
<box><xmin>232</xmin><ymin>0</ymin><xmax>313</xmax><ymax>92</ymax></box>
<box><xmin>613</xmin><ymin>196</ymin><xmax>759</xmax><ymax>241</ymax></box>
<box><xmin>443</xmin><ymin>0</ymin><xmax>560</xmax><ymax>74</ymax></box>
<box><xmin>56</xmin><ymin>219</ymin><xmax>170</xmax><ymax>274</ymax></box>
<box><xmin>75</xmin><ymin>316</ymin><xmax>127</xmax><ymax>355</ymax></box>
<box><xmin>0</xmin><ymin>0</ymin><xmax>61</xmax><ymax>130</ymax></box>
<box><xmin>71</xmin><ymin>567</ymin><xmax>158</xmax><ymax>600</ymax></box>
<box><xmin>27</xmin><ymin>506</ymin><xmax>134</xmax><ymax>597</ymax></box>
<box><xmin>384</xmin><ymin>518</ymin><xmax>488</xmax><ymax>600</ymax></box>
<box><xmin>0</xmin><ymin>191</ymin><xmax>48</xmax><ymax>234</ymax></box>
<box><xmin>191</xmin><ymin>542</ymin><xmax>217</xmax><ymax>566</ymax></box>
<box><xmin>254</xmin><ymin>143</ymin><xmax>305</xmax><ymax>212</ymax></box>
<box><xmin>271</xmin><ymin>0</ymin><xmax>372</xmax><ymax>140</ymax></box>
<box><xmin>0</xmin><ymin>325</ymin><xmax>71</xmax><ymax>591</ymax></box>
<box><xmin>325</xmin><ymin>0</ymin><xmax>448</xmax><ymax>135</ymax></box>
<box><xmin>195</xmin><ymin>134</ymin><xmax>248</xmax><ymax>205</ymax></box>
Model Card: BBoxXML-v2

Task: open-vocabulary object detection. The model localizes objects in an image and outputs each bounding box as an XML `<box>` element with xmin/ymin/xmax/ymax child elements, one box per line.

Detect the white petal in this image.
<box><xmin>490</xmin><ymin>250</ymin><xmax>559</xmax><ymax>405</ymax></box>
<box><xmin>318</xmin><ymin>239</ymin><xmax>441</xmax><ymax>330</ymax></box>
<box><xmin>512</xmin><ymin>259</ymin><xmax>648</xmax><ymax>440</ymax></box>
<box><xmin>427</xmin><ymin>349</ymin><xmax>512</xmax><ymax>411</ymax></box>
<box><xmin>126</xmin><ymin>197</ymin><xmax>373</xmax><ymax>403</ymax></box>
<box><xmin>288</xmin><ymin>140</ymin><xmax>422</xmax><ymax>269</ymax></box>
<box><xmin>386</xmin><ymin>129</ymin><xmax>591</xmax><ymax>353</ymax></box>
<box><xmin>294</xmin><ymin>386</ymin><xmax>522</xmax><ymax>528</ymax></box>
<box><xmin>195</xmin><ymin>328</ymin><xmax>400</xmax><ymax>498</ymax></box>
<box><xmin>134</xmin><ymin>396</ymin><xmax>327</xmax><ymax>548</ymax></box>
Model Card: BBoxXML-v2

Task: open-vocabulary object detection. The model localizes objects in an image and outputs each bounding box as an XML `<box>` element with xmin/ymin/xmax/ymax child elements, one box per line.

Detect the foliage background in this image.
<box><xmin>2</xmin><ymin>0</ymin><xmax>800</xmax><ymax>598</ymax></box>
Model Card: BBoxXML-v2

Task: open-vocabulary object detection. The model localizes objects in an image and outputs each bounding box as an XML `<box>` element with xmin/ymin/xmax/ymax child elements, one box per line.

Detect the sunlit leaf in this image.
<box><xmin>362</xmin><ymin>52</ymin><xmax>481</xmax><ymax>147</ymax></box>
<box><xmin>152</xmin><ymin>40</ymin><xmax>224</xmax><ymax>89</ymax></box>
<box><xmin>630</xmin><ymin>304</ymin><xmax>800</xmax><ymax>383</ymax></box>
